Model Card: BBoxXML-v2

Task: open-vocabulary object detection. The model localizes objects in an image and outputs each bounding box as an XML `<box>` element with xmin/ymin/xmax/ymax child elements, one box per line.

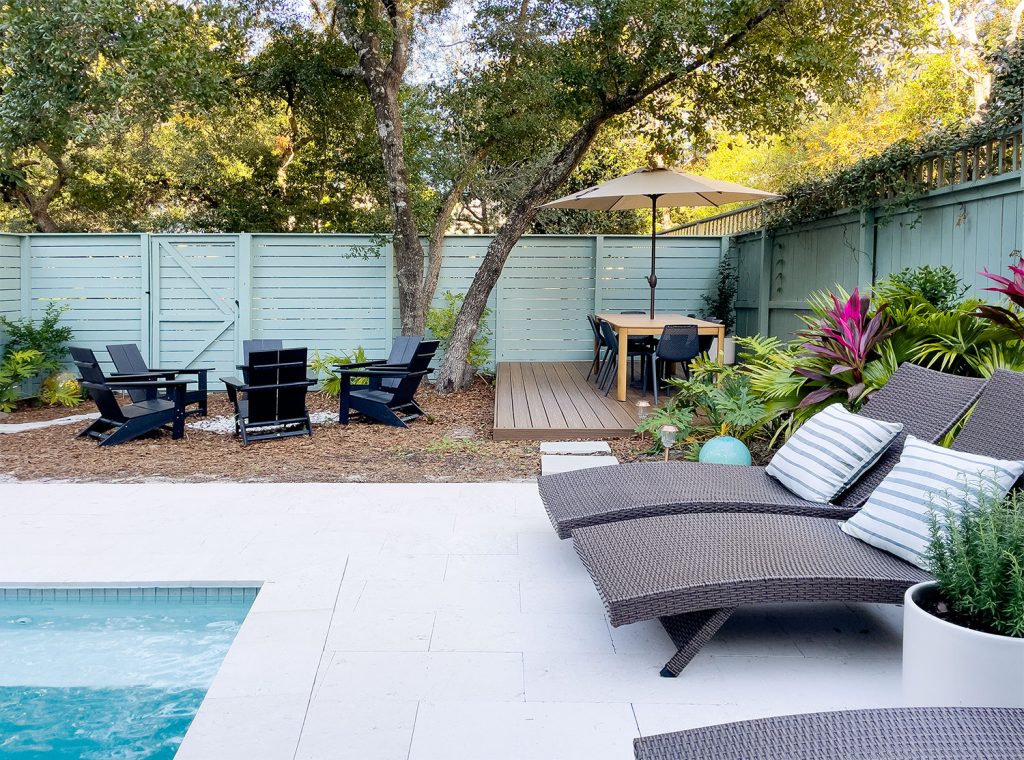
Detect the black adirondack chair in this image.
<box><xmin>240</xmin><ymin>339</ymin><xmax>284</xmax><ymax>383</ymax></box>
<box><xmin>338</xmin><ymin>340</ymin><xmax>438</xmax><ymax>427</ymax></box>
<box><xmin>106</xmin><ymin>343</ymin><xmax>209</xmax><ymax>417</ymax></box>
<box><xmin>335</xmin><ymin>336</ymin><xmax>423</xmax><ymax>392</ymax></box>
<box><xmin>221</xmin><ymin>348</ymin><xmax>316</xmax><ymax>445</ymax></box>
<box><xmin>70</xmin><ymin>346</ymin><xmax>188</xmax><ymax>446</ymax></box>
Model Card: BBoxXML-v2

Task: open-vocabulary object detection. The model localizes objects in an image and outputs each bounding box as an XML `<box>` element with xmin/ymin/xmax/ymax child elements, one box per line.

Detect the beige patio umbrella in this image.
<box><xmin>542</xmin><ymin>167</ymin><xmax>781</xmax><ymax>318</ymax></box>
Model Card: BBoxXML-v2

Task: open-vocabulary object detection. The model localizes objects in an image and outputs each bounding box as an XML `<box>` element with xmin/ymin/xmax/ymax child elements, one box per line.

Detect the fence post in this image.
<box><xmin>18</xmin><ymin>235</ymin><xmax>31</xmax><ymax>320</ymax></box>
<box><xmin>139</xmin><ymin>233</ymin><xmax>151</xmax><ymax>363</ymax></box>
<box><xmin>237</xmin><ymin>234</ymin><xmax>252</xmax><ymax>364</ymax></box>
<box><xmin>757</xmin><ymin>228</ymin><xmax>771</xmax><ymax>335</ymax></box>
<box><xmin>858</xmin><ymin>208</ymin><xmax>876</xmax><ymax>293</ymax></box>
<box><xmin>593</xmin><ymin>235</ymin><xmax>605</xmax><ymax>314</ymax></box>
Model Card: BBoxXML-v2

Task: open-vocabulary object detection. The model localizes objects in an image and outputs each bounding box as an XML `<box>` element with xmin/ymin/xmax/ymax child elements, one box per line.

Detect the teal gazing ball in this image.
<box><xmin>698</xmin><ymin>435</ymin><xmax>752</xmax><ymax>466</ymax></box>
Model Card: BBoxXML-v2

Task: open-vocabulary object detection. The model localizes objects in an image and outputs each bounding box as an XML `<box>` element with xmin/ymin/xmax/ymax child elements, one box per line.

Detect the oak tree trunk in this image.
<box><xmin>28</xmin><ymin>202</ymin><xmax>59</xmax><ymax>232</ymax></box>
<box><xmin>366</xmin><ymin>74</ymin><xmax>429</xmax><ymax>335</ymax></box>
<box><xmin>432</xmin><ymin>0</ymin><xmax>791</xmax><ymax>392</ymax></box>
<box><xmin>434</xmin><ymin>118</ymin><xmax>606</xmax><ymax>392</ymax></box>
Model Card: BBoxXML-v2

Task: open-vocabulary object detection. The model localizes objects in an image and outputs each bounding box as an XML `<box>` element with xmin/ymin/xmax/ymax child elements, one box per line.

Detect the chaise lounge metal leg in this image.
<box><xmin>659</xmin><ymin>608</ymin><xmax>736</xmax><ymax>677</ymax></box>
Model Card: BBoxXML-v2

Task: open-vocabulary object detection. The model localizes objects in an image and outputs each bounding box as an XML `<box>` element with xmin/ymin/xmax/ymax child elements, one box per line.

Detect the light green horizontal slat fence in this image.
<box><xmin>0</xmin><ymin>234</ymin><xmax>21</xmax><ymax>325</ymax></box>
<box><xmin>731</xmin><ymin>172</ymin><xmax>1024</xmax><ymax>341</ymax></box>
<box><xmin>0</xmin><ymin>232</ymin><xmax>725</xmax><ymax>373</ymax></box>
<box><xmin>5</xmin><ymin>167</ymin><xmax>1021</xmax><ymax>376</ymax></box>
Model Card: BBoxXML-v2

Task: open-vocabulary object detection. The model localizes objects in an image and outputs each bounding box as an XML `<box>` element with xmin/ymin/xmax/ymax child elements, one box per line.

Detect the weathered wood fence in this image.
<box><xmin>662</xmin><ymin>128</ymin><xmax>1024</xmax><ymax>339</ymax></box>
<box><xmin>729</xmin><ymin>171</ymin><xmax>1023</xmax><ymax>339</ymax></box>
<box><xmin>0</xmin><ymin>233</ymin><xmax>725</xmax><ymax>377</ymax></box>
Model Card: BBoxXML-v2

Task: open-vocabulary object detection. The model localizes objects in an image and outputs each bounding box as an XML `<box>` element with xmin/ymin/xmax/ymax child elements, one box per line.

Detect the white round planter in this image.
<box><xmin>903</xmin><ymin>581</ymin><xmax>1024</xmax><ymax>708</ymax></box>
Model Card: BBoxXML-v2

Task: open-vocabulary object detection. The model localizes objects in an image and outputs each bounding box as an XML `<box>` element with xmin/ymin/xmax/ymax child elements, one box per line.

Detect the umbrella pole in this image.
<box><xmin>647</xmin><ymin>194</ymin><xmax>660</xmax><ymax>319</ymax></box>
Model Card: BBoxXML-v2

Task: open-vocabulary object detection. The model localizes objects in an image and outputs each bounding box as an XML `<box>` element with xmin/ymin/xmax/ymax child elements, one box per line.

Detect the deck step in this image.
<box><xmin>539</xmin><ymin>441</ymin><xmax>612</xmax><ymax>455</ymax></box>
<box><xmin>540</xmin><ymin>455</ymin><xmax>619</xmax><ymax>475</ymax></box>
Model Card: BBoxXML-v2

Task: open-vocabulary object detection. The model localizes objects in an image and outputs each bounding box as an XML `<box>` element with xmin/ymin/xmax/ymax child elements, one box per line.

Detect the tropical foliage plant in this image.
<box><xmin>927</xmin><ymin>489</ymin><xmax>1024</xmax><ymax>638</ymax></box>
<box><xmin>740</xmin><ymin>265</ymin><xmax>1024</xmax><ymax>442</ymax></box>
<box><xmin>39</xmin><ymin>372</ymin><xmax>81</xmax><ymax>407</ymax></box>
<box><xmin>310</xmin><ymin>347</ymin><xmax>370</xmax><ymax>396</ymax></box>
<box><xmin>795</xmin><ymin>288</ymin><xmax>900</xmax><ymax>406</ymax></box>
<box><xmin>975</xmin><ymin>262</ymin><xmax>1024</xmax><ymax>341</ymax></box>
<box><xmin>0</xmin><ymin>303</ymin><xmax>79</xmax><ymax>407</ymax></box>
<box><xmin>0</xmin><ymin>303</ymin><xmax>73</xmax><ymax>371</ymax></box>
<box><xmin>636</xmin><ymin>361</ymin><xmax>765</xmax><ymax>457</ymax></box>
<box><xmin>0</xmin><ymin>349</ymin><xmax>44</xmax><ymax>412</ymax></box>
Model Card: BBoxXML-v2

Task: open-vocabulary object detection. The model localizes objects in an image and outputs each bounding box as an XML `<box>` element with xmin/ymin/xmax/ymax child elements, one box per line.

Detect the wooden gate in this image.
<box><xmin>149</xmin><ymin>235</ymin><xmax>241</xmax><ymax>377</ymax></box>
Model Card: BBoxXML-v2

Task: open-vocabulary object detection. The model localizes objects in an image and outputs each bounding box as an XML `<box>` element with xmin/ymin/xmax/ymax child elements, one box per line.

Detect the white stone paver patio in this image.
<box><xmin>0</xmin><ymin>482</ymin><xmax>907</xmax><ymax>759</ymax></box>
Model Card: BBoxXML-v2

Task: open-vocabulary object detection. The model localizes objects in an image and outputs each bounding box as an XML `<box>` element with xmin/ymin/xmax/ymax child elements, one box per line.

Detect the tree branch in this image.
<box><xmin>421</xmin><ymin>148</ymin><xmax>486</xmax><ymax>314</ymax></box>
<box><xmin>1008</xmin><ymin>0</ymin><xmax>1024</xmax><ymax>43</ymax></box>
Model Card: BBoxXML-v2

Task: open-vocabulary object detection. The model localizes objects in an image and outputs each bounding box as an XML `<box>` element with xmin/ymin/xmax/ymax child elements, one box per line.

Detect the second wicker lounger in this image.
<box><xmin>633</xmin><ymin>706</ymin><xmax>1024</xmax><ymax>760</ymax></box>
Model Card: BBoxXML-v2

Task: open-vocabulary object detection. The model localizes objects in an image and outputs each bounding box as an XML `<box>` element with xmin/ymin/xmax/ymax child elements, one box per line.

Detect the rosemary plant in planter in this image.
<box><xmin>903</xmin><ymin>490</ymin><xmax>1024</xmax><ymax>707</ymax></box>
<box><xmin>701</xmin><ymin>257</ymin><xmax>738</xmax><ymax>365</ymax></box>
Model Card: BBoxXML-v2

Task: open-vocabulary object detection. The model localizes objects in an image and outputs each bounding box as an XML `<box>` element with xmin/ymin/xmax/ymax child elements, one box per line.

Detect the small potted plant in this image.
<box><xmin>902</xmin><ymin>490</ymin><xmax>1024</xmax><ymax>707</ymax></box>
<box><xmin>701</xmin><ymin>257</ymin><xmax>738</xmax><ymax>365</ymax></box>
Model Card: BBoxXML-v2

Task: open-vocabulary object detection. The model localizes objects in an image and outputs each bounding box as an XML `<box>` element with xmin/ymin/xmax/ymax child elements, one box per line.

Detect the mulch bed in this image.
<box><xmin>0</xmin><ymin>379</ymin><xmax>650</xmax><ymax>483</ymax></box>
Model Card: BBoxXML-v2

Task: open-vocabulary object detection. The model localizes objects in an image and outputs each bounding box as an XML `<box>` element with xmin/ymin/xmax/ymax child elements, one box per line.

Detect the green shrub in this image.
<box><xmin>310</xmin><ymin>347</ymin><xmax>370</xmax><ymax>396</ymax></box>
<box><xmin>427</xmin><ymin>291</ymin><xmax>492</xmax><ymax>370</ymax></box>
<box><xmin>885</xmin><ymin>265</ymin><xmax>968</xmax><ymax>311</ymax></box>
<box><xmin>0</xmin><ymin>303</ymin><xmax>74</xmax><ymax>371</ymax></box>
<box><xmin>701</xmin><ymin>257</ymin><xmax>738</xmax><ymax>335</ymax></box>
<box><xmin>0</xmin><ymin>349</ymin><xmax>45</xmax><ymax>412</ymax></box>
<box><xmin>927</xmin><ymin>490</ymin><xmax>1024</xmax><ymax>638</ymax></box>
<box><xmin>0</xmin><ymin>303</ymin><xmax>80</xmax><ymax>408</ymax></box>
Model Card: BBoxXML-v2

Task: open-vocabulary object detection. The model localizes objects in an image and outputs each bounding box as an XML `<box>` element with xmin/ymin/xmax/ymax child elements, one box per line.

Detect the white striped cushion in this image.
<box><xmin>765</xmin><ymin>403</ymin><xmax>903</xmax><ymax>503</ymax></box>
<box><xmin>842</xmin><ymin>436</ymin><xmax>1024</xmax><ymax>570</ymax></box>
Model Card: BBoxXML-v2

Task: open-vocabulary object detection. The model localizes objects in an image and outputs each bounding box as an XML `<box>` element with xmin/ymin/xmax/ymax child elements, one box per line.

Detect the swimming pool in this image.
<box><xmin>0</xmin><ymin>586</ymin><xmax>257</xmax><ymax>758</ymax></box>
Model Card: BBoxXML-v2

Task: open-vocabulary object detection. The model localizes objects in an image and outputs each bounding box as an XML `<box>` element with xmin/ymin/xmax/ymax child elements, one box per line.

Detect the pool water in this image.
<box><xmin>0</xmin><ymin>588</ymin><xmax>256</xmax><ymax>759</ymax></box>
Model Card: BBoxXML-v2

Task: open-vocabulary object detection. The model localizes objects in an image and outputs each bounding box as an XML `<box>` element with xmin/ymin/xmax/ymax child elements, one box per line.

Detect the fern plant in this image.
<box><xmin>927</xmin><ymin>490</ymin><xmax>1024</xmax><ymax>638</ymax></box>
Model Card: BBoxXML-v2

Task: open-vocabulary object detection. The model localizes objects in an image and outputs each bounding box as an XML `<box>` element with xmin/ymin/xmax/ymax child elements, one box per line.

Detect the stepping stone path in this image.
<box><xmin>539</xmin><ymin>440</ymin><xmax>618</xmax><ymax>476</ymax></box>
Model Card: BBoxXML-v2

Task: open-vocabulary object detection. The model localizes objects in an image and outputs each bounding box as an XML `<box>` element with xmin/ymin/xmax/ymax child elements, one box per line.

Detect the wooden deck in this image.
<box><xmin>493</xmin><ymin>361</ymin><xmax>643</xmax><ymax>441</ymax></box>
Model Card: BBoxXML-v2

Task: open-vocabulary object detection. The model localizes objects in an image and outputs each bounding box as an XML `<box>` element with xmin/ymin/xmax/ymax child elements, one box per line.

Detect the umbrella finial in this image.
<box><xmin>648</xmin><ymin>153</ymin><xmax>666</xmax><ymax>170</ymax></box>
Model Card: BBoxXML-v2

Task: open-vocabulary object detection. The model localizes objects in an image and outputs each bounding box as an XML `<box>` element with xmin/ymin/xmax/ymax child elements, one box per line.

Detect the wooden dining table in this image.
<box><xmin>596</xmin><ymin>313</ymin><xmax>726</xmax><ymax>402</ymax></box>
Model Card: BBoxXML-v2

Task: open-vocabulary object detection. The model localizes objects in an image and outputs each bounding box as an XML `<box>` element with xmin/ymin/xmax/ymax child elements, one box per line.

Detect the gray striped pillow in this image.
<box><xmin>841</xmin><ymin>436</ymin><xmax>1024</xmax><ymax>570</ymax></box>
<box><xmin>765</xmin><ymin>403</ymin><xmax>903</xmax><ymax>503</ymax></box>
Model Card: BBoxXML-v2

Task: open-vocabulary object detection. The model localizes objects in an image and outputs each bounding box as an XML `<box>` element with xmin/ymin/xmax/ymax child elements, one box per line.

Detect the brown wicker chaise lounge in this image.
<box><xmin>539</xmin><ymin>363</ymin><xmax>986</xmax><ymax>538</ymax></box>
<box><xmin>573</xmin><ymin>369</ymin><xmax>1024</xmax><ymax>677</ymax></box>
<box><xmin>633</xmin><ymin>707</ymin><xmax>1024</xmax><ymax>759</ymax></box>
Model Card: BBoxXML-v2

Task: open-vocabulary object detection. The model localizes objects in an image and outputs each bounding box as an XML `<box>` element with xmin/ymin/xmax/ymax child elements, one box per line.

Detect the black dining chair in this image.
<box><xmin>586</xmin><ymin>315</ymin><xmax>606</xmax><ymax>381</ymax></box>
<box><xmin>597</xmin><ymin>319</ymin><xmax>653</xmax><ymax>397</ymax></box>
<box><xmin>619</xmin><ymin>311</ymin><xmax>656</xmax><ymax>382</ymax></box>
<box><xmin>647</xmin><ymin>324</ymin><xmax>701</xmax><ymax>404</ymax></box>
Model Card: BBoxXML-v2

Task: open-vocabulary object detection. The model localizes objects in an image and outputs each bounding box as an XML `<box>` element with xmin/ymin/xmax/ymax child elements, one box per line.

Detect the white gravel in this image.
<box><xmin>188</xmin><ymin>411</ymin><xmax>340</xmax><ymax>435</ymax></box>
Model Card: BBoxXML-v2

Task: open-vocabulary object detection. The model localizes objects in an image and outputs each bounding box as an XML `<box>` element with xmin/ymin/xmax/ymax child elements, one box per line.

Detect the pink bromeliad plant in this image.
<box><xmin>976</xmin><ymin>263</ymin><xmax>1024</xmax><ymax>339</ymax></box>
<box><xmin>794</xmin><ymin>288</ymin><xmax>900</xmax><ymax>406</ymax></box>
